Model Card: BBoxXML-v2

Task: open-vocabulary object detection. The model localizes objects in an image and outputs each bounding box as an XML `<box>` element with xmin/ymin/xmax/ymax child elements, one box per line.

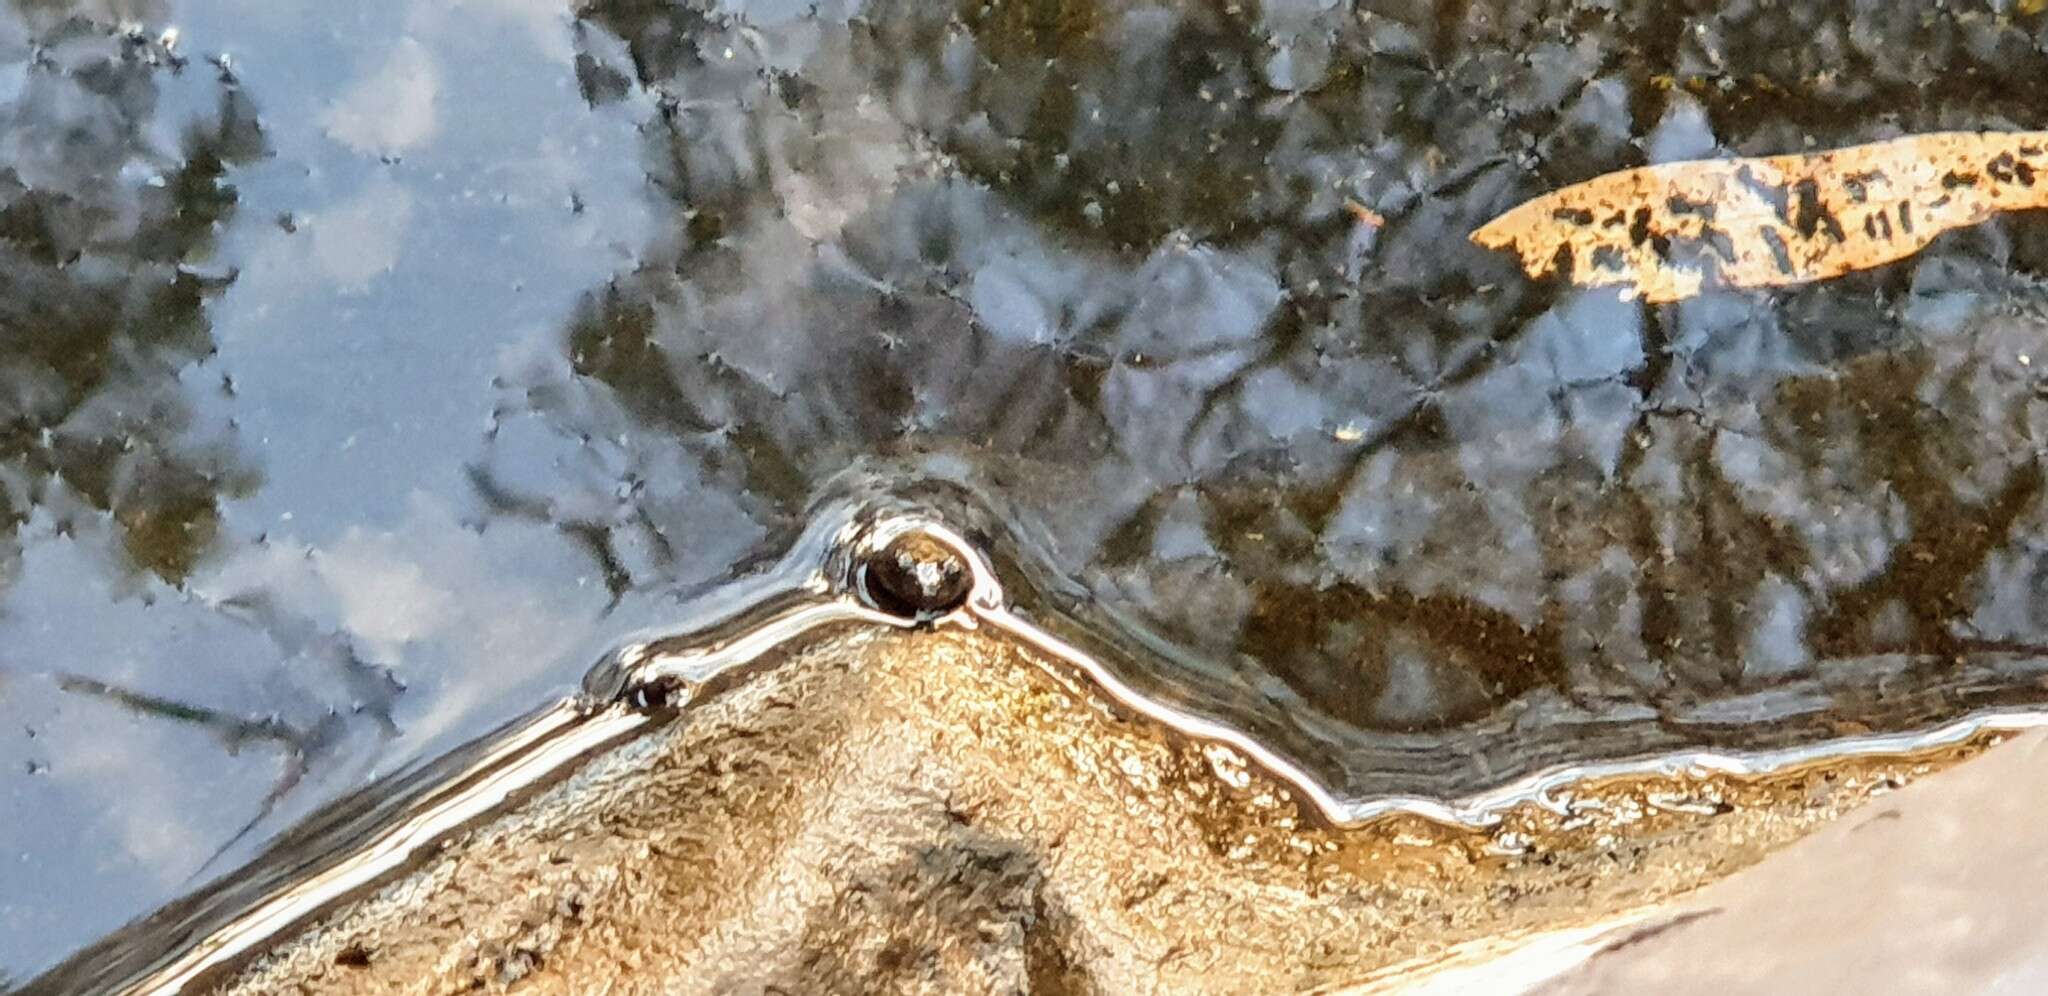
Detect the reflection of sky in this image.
<box><xmin>195</xmin><ymin>0</ymin><xmax>651</xmax><ymax>538</ymax></box>
<box><xmin>12</xmin><ymin>0</ymin><xmax>2048</xmax><ymax>980</ymax></box>
<box><xmin>0</xmin><ymin>0</ymin><xmax>664</xmax><ymax>974</ymax></box>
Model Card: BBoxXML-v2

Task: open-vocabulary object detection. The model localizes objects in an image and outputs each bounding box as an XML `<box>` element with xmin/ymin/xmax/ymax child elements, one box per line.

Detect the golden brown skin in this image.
<box><xmin>1472</xmin><ymin>131</ymin><xmax>2048</xmax><ymax>303</ymax></box>
<box><xmin>214</xmin><ymin>626</ymin><xmax>1983</xmax><ymax>995</ymax></box>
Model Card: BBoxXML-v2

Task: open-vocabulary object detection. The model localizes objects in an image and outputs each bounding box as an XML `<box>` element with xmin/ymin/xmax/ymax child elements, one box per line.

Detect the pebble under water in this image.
<box><xmin>10</xmin><ymin>0</ymin><xmax>2048</xmax><ymax>984</ymax></box>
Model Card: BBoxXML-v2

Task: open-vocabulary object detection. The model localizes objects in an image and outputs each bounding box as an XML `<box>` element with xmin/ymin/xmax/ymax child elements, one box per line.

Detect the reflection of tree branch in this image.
<box><xmin>464</xmin><ymin>463</ymin><xmax>632</xmax><ymax>606</ymax></box>
<box><xmin>1308</xmin><ymin>391</ymin><xmax>1455</xmax><ymax>529</ymax></box>
<box><xmin>1175</xmin><ymin>312</ymin><xmax>1305</xmax><ymax>467</ymax></box>
<box><xmin>1639</xmin><ymin>401</ymin><xmax>1763</xmax><ymax>442</ymax></box>
<box><xmin>55</xmin><ymin>676</ymin><xmax>307</xmax><ymax>752</ymax></box>
<box><xmin>565</xmin><ymin>284</ymin><xmax>716</xmax><ymax>436</ymax></box>
<box><xmin>1770</xmin><ymin>350</ymin><xmax>2047</xmax><ymax>659</ymax></box>
<box><xmin>562</xmin><ymin>522</ymin><xmax>635</xmax><ymax>607</ymax></box>
<box><xmin>212</xmin><ymin>592</ymin><xmax>401</xmax><ymax>737</ymax></box>
<box><xmin>1309</xmin><ymin>307</ymin><xmax>1533</xmax><ymax>534</ymax></box>
<box><xmin>54</xmin><ymin>674</ymin><xmax>334</xmax><ymax>878</ymax></box>
<box><xmin>463</xmin><ymin>461</ymin><xmax>553</xmax><ymax>521</ymax></box>
<box><xmin>1812</xmin><ymin>458</ymin><xmax>2045</xmax><ymax>658</ymax></box>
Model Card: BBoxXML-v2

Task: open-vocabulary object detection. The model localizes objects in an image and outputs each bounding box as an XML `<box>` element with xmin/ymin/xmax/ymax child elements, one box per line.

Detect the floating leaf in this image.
<box><xmin>1471</xmin><ymin>131</ymin><xmax>2048</xmax><ymax>303</ymax></box>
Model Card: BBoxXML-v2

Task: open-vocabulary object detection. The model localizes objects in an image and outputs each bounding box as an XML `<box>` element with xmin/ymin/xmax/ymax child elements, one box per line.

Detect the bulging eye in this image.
<box><xmin>856</xmin><ymin>529</ymin><xmax>973</xmax><ymax>622</ymax></box>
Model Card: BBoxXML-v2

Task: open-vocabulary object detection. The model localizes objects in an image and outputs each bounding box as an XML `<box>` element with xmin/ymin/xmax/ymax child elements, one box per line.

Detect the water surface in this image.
<box><xmin>9</xmin><ymin>0</ymin><xmax>2048</xmax><ymax>981</ymax></box>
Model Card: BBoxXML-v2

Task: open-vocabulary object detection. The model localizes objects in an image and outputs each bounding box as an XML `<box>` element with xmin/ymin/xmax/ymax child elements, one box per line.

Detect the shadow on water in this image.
<box><xmin>15</xmin><ymin>0</ymin><xmax>2048</xmax><ymax>982</ymax></box>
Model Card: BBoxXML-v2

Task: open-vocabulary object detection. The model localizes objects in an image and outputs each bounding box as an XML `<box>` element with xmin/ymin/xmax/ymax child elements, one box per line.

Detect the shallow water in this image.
<box><xmin>9</xmin><ymin>0</ymin><xmax>2048</xmax><ymax>982</ymax></box>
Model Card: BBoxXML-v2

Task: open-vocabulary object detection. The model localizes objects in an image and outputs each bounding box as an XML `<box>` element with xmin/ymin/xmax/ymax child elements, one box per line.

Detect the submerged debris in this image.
<box><xmin>1472</xmin><ymin>131</ymin><xmax>2048</xmax><ymax>302</ymax></box>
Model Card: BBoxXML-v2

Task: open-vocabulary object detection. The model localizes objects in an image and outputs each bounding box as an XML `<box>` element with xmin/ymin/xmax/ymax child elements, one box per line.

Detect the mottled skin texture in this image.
<box><xmin>216</xmin><ymin>627</ymin><xmax>1977</xmax><ymax>995</ymax></box>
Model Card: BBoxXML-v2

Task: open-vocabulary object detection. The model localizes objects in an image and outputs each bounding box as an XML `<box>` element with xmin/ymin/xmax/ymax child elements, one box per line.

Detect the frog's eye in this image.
<box><xmin>856</xmin><ymin>530</ymin><xmax>973</xmax><ymax>622</ymax></box>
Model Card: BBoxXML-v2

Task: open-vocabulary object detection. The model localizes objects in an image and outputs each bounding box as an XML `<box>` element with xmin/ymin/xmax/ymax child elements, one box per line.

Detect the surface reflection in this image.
<box><xmin>0</xmin><ymin>7</ymin><xmax>260</xmax><ymax>585</ymax></box>
<box><xmin>0</xmin><ymin>3</ymin><xmax>270</xmax><ymax>972</ymax></box>
<box><xmin>12</xmin><ymin>0</ymin><xmax>2048</xmax><ymax>982</ymax></box>
<box><xmin>1</xmin><ymin>0</ymin><xmax>661</xmax><ymax>976</ymax></box>
<box><xmin>530</xmin><ymin>0</ymin><xmax>2048</xmax><ymax>798</ymax></box>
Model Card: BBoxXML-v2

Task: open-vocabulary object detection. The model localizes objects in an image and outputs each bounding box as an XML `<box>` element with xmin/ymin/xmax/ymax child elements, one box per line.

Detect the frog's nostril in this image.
<box><xmin>628</xmin><ymin>678</ymin><xmax>680</xmax><ymax>711</ymax></box>
<box><xmin>858</xmin><ymin>529</ymin><xmax>973</xmax><ymax>621</ymax></box>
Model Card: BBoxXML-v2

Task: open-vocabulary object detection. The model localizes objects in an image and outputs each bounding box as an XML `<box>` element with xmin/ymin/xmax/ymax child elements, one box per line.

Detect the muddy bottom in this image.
<box><xmin>174</xmin><ymin>624</ymin><xmax>1978</xmax><ymax>996</ymax></box>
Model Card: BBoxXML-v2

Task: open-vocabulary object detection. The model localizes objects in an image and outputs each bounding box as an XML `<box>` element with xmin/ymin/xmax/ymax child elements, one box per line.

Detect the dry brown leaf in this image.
<box><xmin>1345</xmin><ymin>198</ymin><xmax>1386</xmax><ymax>227</ymax></box>
<box><xmin>1470</xmin><ymin>131</ymin><xmax>2048</xmax><ymax>303</ymax></box>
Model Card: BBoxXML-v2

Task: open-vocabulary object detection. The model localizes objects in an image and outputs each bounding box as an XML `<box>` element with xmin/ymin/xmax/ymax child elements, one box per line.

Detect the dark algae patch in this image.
<box><xmin>13</xmin><ymin>0</ymin><xmax>2048</xmax><ymax>982</ymax></box>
